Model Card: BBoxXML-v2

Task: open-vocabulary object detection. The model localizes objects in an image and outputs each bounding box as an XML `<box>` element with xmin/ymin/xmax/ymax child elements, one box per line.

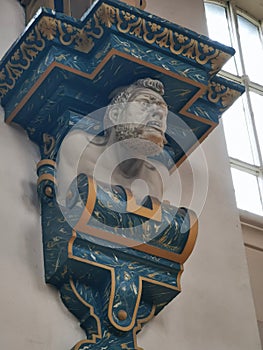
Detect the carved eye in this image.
<box><xmin>140</xmin><ymin>100</ymin><xmax>149</xmax><ymax>109</ymax></box>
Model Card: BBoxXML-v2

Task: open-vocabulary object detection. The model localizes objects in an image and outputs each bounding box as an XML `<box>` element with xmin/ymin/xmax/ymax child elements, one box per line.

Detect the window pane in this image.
<box><xmin>238</xmin><ymin>15</ymin><xmax>263</xmax><ymax>84</ymax></box>
<box><xmin>231</xmin><ymin>168</ymin><xmax>263</xmax><ymax>216</ymax></box>
<box><xmin>222</xmin><ymin>97</ymin><xmax>259</xmax><ymax>165</ymax></box>
<box><xmin>250</xmin><ymin>91</ymin><xmax>263</xmax><ymax>157</ymax></box>
<box><xmin>204</xmin><ymin>3</ymin><xmax>237</xmax><ymax>74</ymax></box>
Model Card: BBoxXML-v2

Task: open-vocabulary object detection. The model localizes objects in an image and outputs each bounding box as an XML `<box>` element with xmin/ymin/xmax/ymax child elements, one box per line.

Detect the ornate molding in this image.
<box><xmin>1</xmin><ymin>1</ymin><xmax>237</xmax><ymax>100</ymax></box>
<box><xmin>95</xmin><ymin>3</ymin><xmax>231</xmax><ymax>75</ymax></box>
<box><xmin>207</xmin><ymin>78</ymin><xmax>242</xmax><ymax>111</ymax></box>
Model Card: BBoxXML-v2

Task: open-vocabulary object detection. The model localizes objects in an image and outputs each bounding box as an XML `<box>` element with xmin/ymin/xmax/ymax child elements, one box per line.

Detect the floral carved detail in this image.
<box><xmin>207</xmin><ymin>81</ymin><xmax>242</xmax><ymax>110</ymax></box>
<box><xmin>211</xmin><ymin>51</ymin><xmax>232</xmax><ymax>76</ymax></box>
<box><xmin>0</xmin><ymin>2</ymin><xmax>233</xmax><ymax>100</ymax></box>
<box><xmin>38</xmin><ymin>17</ymin><xmax>58</xmax><ymax>40</ymax></box>
<box><xmin>96</xmin><ymin>4</ymin><xmax>116</xmax><ymax>27</ymax></box>
<box><xmin>94</xmin><ymin>4</ymin><xmax>231</xmax><ymax>74</ymax></box>
<box><xmin>0</xmin><ymin>11</ymin><xmax>104</xmax><ymax>98</ymax></box>
<box><xmin>0</xmin><ymin>23</ymin><xmax>45</xmax><ymax>99</ymax></box>
<box><xmin>75</xmin><ymin>30</ymin><xmax>95</xmax><ymax>53</ymax></box>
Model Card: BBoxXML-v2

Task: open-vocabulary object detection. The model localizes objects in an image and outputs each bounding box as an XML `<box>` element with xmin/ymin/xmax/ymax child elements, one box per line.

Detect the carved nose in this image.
<box><xmin>151</xmin><ymin>107</ymin><xmax>165</xmax><ymax>121</ymax></box>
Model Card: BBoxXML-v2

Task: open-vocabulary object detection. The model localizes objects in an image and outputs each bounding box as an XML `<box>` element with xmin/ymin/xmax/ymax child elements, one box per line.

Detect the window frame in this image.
<box><xmin>204</xmin><ymin>0</ymin><xmax>263</xmax><ymax>216</ymax></box>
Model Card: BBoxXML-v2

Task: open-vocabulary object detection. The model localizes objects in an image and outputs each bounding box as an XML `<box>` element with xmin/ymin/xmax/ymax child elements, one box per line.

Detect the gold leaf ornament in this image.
<box><xmin>148</xmin><ymin>22</ymin><xmax>161</xmax><ymax>32</ymax></box>
<box><xmin>221</xmin><ymin>89</ymin><xmax>241</xmax><ymax>108</ymax></box>
<box><xmin>12</xmin><ymin>50</ymin><xmax>20</xmax><ymax>61</ymax></box>
<box><xmin>96</xmin><ymin>4</ymin><xmax>116</xmax><ymax>28</ymax></box>
<box><xmin>176</xmin><ymin>33</ymin><xmax>188</xmax><ymax>44</ymax></box>
<box><xmin>123</xmin><ymin>11</ymin><xmax>136</xmax><ymax>22</ymax></box>
<box><xmin>200</xmin><ymin>43</ymin><xmax>213</xmax><ymax>54</ymax></box>
<box><xmin>0</xmin><ymin>69</ymin><xmax>6</xmax><ymax>81</ymax></box>
<box><xmin>38</xmin><ymin>17</ymin><xmax>58</xmax><ymax>40</ymax></box>
<box><xmin>75</xmin><ymin>30</ymin><xmax>94</xmax><ymax>53</ymax></box>
<box><xmin>65</xmin><ymin>23</ymin><xmax>74</xmax><ymax>34</ymax></box>
<box><xmin>211</xmin><ymin>51</ymin><xmax>231</xmax><ymax>75</ymax></box>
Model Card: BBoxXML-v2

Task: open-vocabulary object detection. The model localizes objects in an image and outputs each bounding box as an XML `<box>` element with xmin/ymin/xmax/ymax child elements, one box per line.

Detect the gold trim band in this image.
<box><xmin>37</xmin><ymin>159</ymin><xmax>57</xmax><ymax>169</ymax></box>
<box><xmin>71</xmin><ymin>216</ymin><xmax>197</xmax><ymax>263</ymax></box>
<box><xmin>68</xmin><ymin>245</ymin><xmax>182</xmax><ymax>333</ymax></box>
<box><xmin>74</xmin><ymin>176</ymin><xmax>97</xmax><ymax>233</ymax></box>
<box><xmin>125</xmin><ymin>188</ymin><xmax>162</xmax><ymax>222</ymax></box>
<box><xmin>71</xmin><ymin>176</ymin><xmax>198</xmax><ymax>263</ymax></box>
<box><xmin>37</xmin><ymin>174</ymin><xmax>57</xmax><ymax>186</ymax></box>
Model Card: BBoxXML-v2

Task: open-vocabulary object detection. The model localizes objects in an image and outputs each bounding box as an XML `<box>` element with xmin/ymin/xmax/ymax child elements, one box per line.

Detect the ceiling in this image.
<box><xmin>235</xmin><ymin>0</ymin><xmax>263</xmax><ymax>20</ymax></box>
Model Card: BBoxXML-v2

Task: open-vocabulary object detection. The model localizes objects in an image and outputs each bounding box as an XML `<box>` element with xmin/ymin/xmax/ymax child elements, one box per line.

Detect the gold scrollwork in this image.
<box><xmin>0</xmin><ymin>2</ymin><xmax>232</xmax><ymax>100</ymax></box>
<box><xmin>96</xmin><ymin>4</ymin><xmax>231</xmax><ymax>73</ymax></box>
<box><xmin>0</xmin><ymin>24</ymin><xmax>45</xmax><ymax>98</ymax></box>
<box><xmin>0</xmin><ymin>12</ymin><xmax>104</xmax><ymax>98</ymax></box>
<box><xmin>207</xmin><ymin>81</ymin><xmax>242</xmax><ymax>109</ymax></box>
<box><xmin>221</xmin><ymin>89</ymin><xmax>241</xmax><ymax>108</ymax></box>
<box><xmin>210</xmin><ymin>51</ymin><xmax>232</xmax><ymax>76</ymax></box>
<box><xmin>38</xmin><ymin>17</ymin><xmax>58</xmax><ymax>40</ymax></box>
<box><xmin>43</xmin><ymin>133</ymin><xmax>55</xmax><ymax>155</ymax></box>
<box><xmin>57</xmin><ymin>21</ymin><xmax>77</xmax><ymax>46</ymax></box>
<box><xmin>96</xmin><ymin>3</ymin><xmax>116</xmax><ymax>28</ymax></box>
<box><xmin>75</xmin><ymin>29</ymin><xmax>95</xmax><ymax>53</ymax></box>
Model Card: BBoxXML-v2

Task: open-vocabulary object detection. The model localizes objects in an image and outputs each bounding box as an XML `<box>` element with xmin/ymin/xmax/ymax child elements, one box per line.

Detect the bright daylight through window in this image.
<box><xmin>204</xmin><ymin>0</ymin><xmax>263</xmax><ymax>216</ymax></box>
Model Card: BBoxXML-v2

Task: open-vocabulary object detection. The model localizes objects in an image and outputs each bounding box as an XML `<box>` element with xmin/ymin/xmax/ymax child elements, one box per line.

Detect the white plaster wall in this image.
<box><xmin>146</xmin><ymin>0</ymin><xmax>208</xmax><ymax>36</ymax></box>
<box><xmin>0</xmin><ymin>0</ymin><xmax>261</xmax><ymax>350</ymax></box>
<box><xmin>0</xmin><ymin>1</ymin><xmax>84</xmax><ymax>349</ymax></box>
<box><xmin>242</xmin><ymin>222</ymin><xmax>263</xmax><ymax>345</ymax></box>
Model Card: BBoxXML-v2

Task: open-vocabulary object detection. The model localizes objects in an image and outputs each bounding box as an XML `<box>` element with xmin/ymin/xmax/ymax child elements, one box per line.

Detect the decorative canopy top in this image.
<box><xmin>1</xmin><ymin>0</ymin><xmax>244</xmax><ymax>171</ymax></box>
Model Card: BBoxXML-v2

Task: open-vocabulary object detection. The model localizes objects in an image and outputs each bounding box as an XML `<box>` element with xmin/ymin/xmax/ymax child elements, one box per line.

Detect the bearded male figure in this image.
<box><xmin>57</xmin><ymin>78</ymin><xmax>169</xmax><ymax>202</ymax></box>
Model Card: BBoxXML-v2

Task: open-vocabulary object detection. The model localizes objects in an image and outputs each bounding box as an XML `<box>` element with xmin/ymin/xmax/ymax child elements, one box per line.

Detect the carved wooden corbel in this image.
<box><xmin>1</xmin><ymin>1</ymin><xmax>244</xmax><ymax>348</ymax></box>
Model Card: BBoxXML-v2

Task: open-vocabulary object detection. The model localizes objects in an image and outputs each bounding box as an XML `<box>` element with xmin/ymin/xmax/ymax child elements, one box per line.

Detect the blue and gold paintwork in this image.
<box><xmin>0</xmin><ymin>1</ymin><xmax>244</xmax><ymax>349</ymax></box>
<box><xmin>37</xmin><ymin>162</ymin><xmax>196</xmax><ymax>349</ymax></box>
<box><xmin>0</xmin><ymin>0</ymin><xmax>244</xmax><ymax>170</ymax></box>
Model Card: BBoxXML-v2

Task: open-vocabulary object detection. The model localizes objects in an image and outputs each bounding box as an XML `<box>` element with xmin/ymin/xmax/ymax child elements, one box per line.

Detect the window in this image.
<box><xmin>204</xmin><ymin>1</ymin><xmax>263</xmax><ymax>216</ymax></box>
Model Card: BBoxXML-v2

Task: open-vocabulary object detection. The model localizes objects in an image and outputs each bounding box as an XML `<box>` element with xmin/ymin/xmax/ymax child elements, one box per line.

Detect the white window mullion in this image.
<box><xmin>230</xmin><ymin>157</ymin><xmax>260</xmax><ymax>175</ymax></box>
<box><xmin>228</xmin><ymin>0</ymin><xmax>246</xmax><ymax>76</ymax></box>
<box><xmin>257</xmin><ymin>172</ymin><xmax>263</xmax><ymax>212</ymax></box>
<box><xmin>242</xmin><ymin>80</ymin><xmax>263</xmax><ymax>167</ymax></box>
<box><xmin>204</xmin><ymin>0</ymin><xmax>263</xmax><ymax>215</ymax></box>
<box><xmin>228</xmin><ymin>2</ymin><xmax>263</xmax><ymax>168</ymax></box>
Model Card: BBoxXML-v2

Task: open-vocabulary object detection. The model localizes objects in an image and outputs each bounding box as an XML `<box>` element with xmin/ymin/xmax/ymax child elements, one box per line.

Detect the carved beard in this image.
<box><xmin>114</xmin><ymin>124</ymin><xmax>166</xmax><ymax>156</ymax></box>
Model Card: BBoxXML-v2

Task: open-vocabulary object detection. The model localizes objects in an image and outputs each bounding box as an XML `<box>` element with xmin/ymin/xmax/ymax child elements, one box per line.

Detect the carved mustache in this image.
<box><xmin>115</xmin><ymin>123</ymin><xmax>167</xmax><ymax>149</ymax></box>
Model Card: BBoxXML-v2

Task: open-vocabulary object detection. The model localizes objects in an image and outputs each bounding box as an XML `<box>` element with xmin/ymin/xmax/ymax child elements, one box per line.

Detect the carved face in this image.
<box><xmin>124</xmin><ymin>88</ymin><xmax>167</xmax><ymax>132</ymax></box>
<box><xmin>110</xmin><ymin>88</ymin><xmax>168</xmax><ymax>156</ymax></box>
